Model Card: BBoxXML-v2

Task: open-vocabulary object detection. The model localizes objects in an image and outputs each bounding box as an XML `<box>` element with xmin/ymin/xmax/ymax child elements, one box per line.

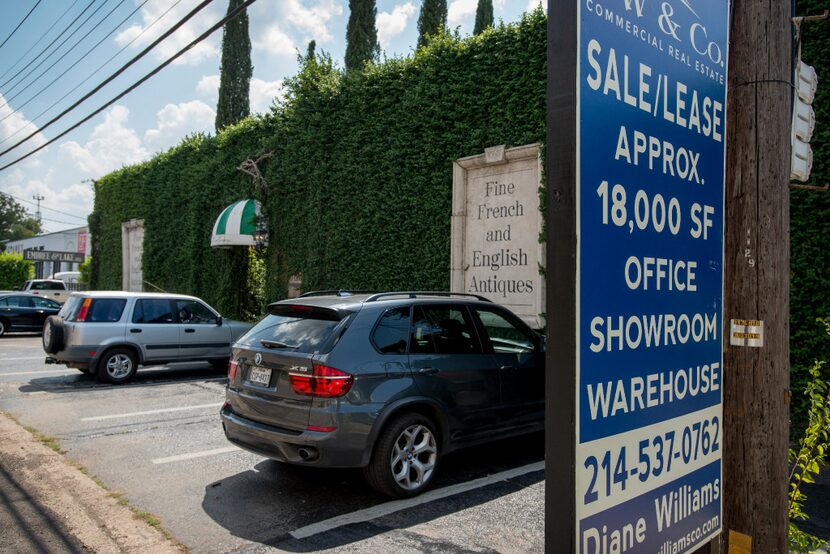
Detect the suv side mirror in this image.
<box><xmin>538</xmin><ymin>333</ymin><xmax>546</xmax><ymax>353</ymax></box>
<box><xmin>216</xmin><ymin>316</ymin><xmax>223</xmax><ymax>326</ymax></box>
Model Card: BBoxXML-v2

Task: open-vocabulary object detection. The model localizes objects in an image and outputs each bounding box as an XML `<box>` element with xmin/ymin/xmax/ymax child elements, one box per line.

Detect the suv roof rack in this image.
<box><xmin>299</xmin><ymin>290</ymin><xmax>379</xmax><ymax>298</ymax></box>
<box><xmin>364</xmin><ymin>291</ymin><xmax>493</xmax><ymax>303</ymax></box>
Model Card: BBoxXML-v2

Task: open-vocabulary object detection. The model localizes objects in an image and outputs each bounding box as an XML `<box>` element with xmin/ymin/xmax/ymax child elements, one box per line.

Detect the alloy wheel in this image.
<box><xmin>106</xmin><ymin>354</ymin><xmax>133</xmax><ymax>379</ymax></box>
<box><xmin>390</xmin><ymin>424</ymin><xmax>437</xmax><ymax>491</ymax></box>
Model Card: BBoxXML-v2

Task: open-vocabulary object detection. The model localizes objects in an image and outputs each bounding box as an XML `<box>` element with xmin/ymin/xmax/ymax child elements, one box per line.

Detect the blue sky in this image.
<box><xmin>0</xmin><ymin>0</ymin><xmax>543</xmax><ymax>233</ymax></box>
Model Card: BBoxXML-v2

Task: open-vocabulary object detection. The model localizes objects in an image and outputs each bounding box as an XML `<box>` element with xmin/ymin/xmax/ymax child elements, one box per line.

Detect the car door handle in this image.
<box><xmin>418</xmin><ymin>367</ymin><xmax>439</xmax><ymax>375</ymax></box>
<box><xmin>500</xmin><ymin>365</ymin><xmax>516</xmax><ymax>371</ymax></box>
<box><xmin>130</xmin><ymin>328</ymin><xmax>142</xmax><ymax>333</ymax></box>
<box><xmin>184</xmin><ymin>328</ymin><xmax>195</xmax><ymax>333</ymax></box>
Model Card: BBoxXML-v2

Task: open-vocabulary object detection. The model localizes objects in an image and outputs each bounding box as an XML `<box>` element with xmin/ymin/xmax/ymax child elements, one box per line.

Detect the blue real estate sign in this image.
<box><xmin>576</xmin><ymin>1</ymin><xmax>729</xmax><ymax>553</ymax></box>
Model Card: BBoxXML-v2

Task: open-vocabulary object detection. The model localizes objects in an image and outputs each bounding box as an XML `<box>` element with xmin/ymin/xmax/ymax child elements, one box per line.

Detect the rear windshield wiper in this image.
<box><xmin>260</xmin><ymin>339</ymin><xmax>297</xmax><ymax>350</ymax></box>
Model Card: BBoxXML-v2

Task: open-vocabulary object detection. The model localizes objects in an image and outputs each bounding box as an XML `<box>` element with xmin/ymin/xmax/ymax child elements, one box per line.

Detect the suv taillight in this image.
<box><xmin>76</xmin><ymin>298</ymin><xmax>92</xmax><ymax>322</ymax></box>
<box><xmin>289</xmin><ymin>364</ymin><xmax>353</xmax><ymax>398</ymax></box>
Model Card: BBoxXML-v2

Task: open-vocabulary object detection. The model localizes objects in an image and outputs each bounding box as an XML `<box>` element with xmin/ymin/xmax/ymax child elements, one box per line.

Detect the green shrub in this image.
<box><xmin>0</xmin><ymin>252</ymin><xmax>33</xmax><ymax>290</ymax></box>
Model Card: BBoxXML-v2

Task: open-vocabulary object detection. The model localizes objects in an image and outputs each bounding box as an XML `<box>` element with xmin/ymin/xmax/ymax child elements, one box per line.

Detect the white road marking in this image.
<box><xmin>81</xmin><ymin>402</ymin><xmax>224</xmax><ymax>422</ymax></box>
<box><xmin>289</xmin><ymin>460</ymin><xmax>545</xmax><ymax>539</ymax></box>
<box><xmin>151</xmin><ymin>446</ymin><xmax>240</xmax><ymax>465</ymax></box>
<box><xmin>0</xmin><ymin>369</ymin><xmax>75</xmax><ymax>377</ymax></box>
<box><xmin>0</xmin><ymin>356</ymin><xmax>46</xmax><ymax>361</ymax></box>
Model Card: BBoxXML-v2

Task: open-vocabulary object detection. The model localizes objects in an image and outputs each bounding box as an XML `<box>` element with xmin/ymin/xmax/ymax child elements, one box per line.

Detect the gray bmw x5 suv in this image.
<box><xmin>221</xmin><ymin>291</ymin><xmax>545</xmax><ymax>497</ymax></box>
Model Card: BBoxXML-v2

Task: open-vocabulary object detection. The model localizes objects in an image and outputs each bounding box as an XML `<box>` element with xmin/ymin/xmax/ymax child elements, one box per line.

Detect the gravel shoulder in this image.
<box><xmin>0</xmin><ymin>411</ymin><xmax>184</xmax><ymax>553</ymax></box>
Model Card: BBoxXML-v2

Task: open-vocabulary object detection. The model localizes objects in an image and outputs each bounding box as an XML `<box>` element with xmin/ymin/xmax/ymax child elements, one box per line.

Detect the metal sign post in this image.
<box><xmin>547</xmin><ymin>1</ymin><xmax>730</xmax><ymax>552</ymax></box>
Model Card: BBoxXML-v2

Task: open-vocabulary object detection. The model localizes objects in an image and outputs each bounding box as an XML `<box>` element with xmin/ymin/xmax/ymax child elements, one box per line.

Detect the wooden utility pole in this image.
<box><xmin>722</xmin><ymin>1</ymin><xmax>792</xmax><ymax>551</ymax></box>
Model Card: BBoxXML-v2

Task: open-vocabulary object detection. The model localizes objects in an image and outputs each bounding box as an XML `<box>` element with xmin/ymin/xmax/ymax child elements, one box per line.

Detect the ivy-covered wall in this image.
<box><xmin>790</xmin><ymin>1</ymin><xmax>830</xmax><ymax>427</ymax></box>
<box><xmin>89</xmin><ymin>10</ymin><xmax>547</xmax><ymax>319</ymax></box>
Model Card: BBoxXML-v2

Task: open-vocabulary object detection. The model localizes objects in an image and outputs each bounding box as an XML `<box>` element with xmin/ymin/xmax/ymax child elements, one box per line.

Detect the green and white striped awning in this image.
<box><xmin>211</xmin><ymin>199</ymin><xmax>261</xmax><ymax>247</ymax></box>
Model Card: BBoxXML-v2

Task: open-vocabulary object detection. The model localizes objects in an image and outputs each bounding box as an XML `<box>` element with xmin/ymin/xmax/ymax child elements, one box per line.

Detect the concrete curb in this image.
<box><xmin>0</xmin><ymin>411</ymin><xmax>184</xmax><ymax>553</ymax></box>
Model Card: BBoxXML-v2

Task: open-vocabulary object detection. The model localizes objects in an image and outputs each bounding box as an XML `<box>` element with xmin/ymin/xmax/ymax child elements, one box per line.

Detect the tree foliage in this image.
<box><xmin>345</xmin><ymin>0</ymin><xmax>378</xmax><ymax>71</ymax></box>
<box><xmin>474</xmin><ymin>0</ymin><xmax>494</xmax><ymax>35</ymax></box>
<box><xmin>215</xmin><ymin>0</ymin><xmax>252</xmax><ymax>132</ymax></box>
<box><xmin>0</xmin><ymin>193</ymin><xmax>41</xmax><ymax>245</ymax></box>
<box><xmin>418</xmin><ymin>0</ymin><xmax>447</xmax><ymax>48</ymax></box>
<box><xmin>89</xmin><ymin>10</ymin><xmax>547</xmax><ymax>321</ymax></box>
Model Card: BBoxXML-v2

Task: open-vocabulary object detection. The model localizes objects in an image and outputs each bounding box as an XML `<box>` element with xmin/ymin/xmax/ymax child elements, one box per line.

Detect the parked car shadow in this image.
<box><xmin>18</xmin><ymin>362</ymin><xmax>228</xmax><ymax>394</ymax></box>
<box><xmin>201</xmin><ymin>432</ymin><xmax>544</xmax><ymax>551</ymax></box>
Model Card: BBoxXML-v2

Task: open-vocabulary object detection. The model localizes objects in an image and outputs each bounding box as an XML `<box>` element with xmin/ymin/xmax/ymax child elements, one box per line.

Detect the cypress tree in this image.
<box><xmin>215</xmin><ymin>0</ymin><xmax>252</xmax><ymax>132</ymax></box>
<box><xmin>306</xmin><ymin>40</ymin><xmax>316</xmax><ymax>61</ymax></box>
<box><xmin>345</xmin><ymin>0</ymin><xmax>379</xmax><ymax>71</ymax></box>
<box><xmin>473</xmin><ymin>0</ymin><xmax>493</xmax><ymax>35</ymax></box>
<box><xmin>417</xmin><ymin>0</ymin><xmax>447</xmax><ymax>48</ymax></box>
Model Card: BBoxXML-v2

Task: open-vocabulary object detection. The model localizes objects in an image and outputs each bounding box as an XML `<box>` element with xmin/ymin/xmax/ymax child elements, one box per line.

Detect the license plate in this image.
<box><xmin>248</xmin><ymin>366</ymin><xmax>272</xmax><ymax>387</ymax></box>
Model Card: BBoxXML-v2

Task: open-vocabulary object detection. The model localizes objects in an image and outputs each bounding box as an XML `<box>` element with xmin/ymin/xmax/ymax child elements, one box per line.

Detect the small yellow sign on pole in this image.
<box><xmin>728</xmin><ymin>530</ymin><xmax>752</xmax><ymax>554</ymax></box>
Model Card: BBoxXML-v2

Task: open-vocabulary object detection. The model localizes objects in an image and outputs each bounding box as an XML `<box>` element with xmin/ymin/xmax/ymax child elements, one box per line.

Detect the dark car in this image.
<box><xmin>221</xmin><ymin>291</ymin><xmax>544</xmax><ymax>497</ymax></box>
<box><xmin>0</xmin><ymin>293</ymin><xmax>61</xmax><ymax>336</ymax></box>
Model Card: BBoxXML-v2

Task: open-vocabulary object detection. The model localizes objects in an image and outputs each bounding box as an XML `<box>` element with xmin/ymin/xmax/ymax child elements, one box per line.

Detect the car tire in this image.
<box><xmin>96</xmin><ymin>348</ymin><xmax>138</xmax><ymax>384</ymax></box>
<box><xmin>42</xmin><ymin>316</ymin><xmax>65</xmax><ymax>353</ymax></box>
<box><xmin>0</xmin><ymin>317</ymin><xmax>8</xmax><ymax>337</ymax></box>
<box><xmin>363</xmin><ymin>413</ymin><xmax>439</xmax><ymax>498</ymax></box>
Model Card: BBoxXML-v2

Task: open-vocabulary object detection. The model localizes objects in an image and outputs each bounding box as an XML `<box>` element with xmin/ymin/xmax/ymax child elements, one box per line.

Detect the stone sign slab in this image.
<box><xmin>451</xmin><ymin>143</ymin><xmax>544</xmax><ymax>329</ymax></box>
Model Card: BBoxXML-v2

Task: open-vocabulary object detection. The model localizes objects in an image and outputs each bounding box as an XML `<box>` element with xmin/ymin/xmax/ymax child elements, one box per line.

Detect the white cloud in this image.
<box><xmin>448</xmin><ymin>0</ymin><xmax>477</xmax><ymax>27</ymax></box>
<box><xmin>1</xmin><ymin>170</ymin><xmax>94</xmax><ymax>233</ymax></box>
<box><xmin>253</xmin><ymin>25</ymin><xmax>296</xmax><ymax>56</ymax></box>
<box><xmin>250</xmin><ymin>78</ymin><xmax>284</xmax><ymax>113</ymax></box>
<box><xmin>281</xmin><ymin>0</ymin><xmax>343</xmax><ymax>42</ymax></box>
<box><xmin>144</xmin><ymin>100</ymin><xmax>215</xmax><ymax>150</ymax></box>
<box><xmin>114</xmin><ymin>0</ymin><xmax>223</xmax><ymax>65</ymax></box>
<box><xmin>197</xmin><ymin>75</ymin><xmax>283</xmax><ymax>114</ymax></box>
<box><xmin>0</xmin><ymin>93</ymin><xmax>48</xmax><ymax>162</ymax></box>
<box><xmin>59</xmin><ymin>105</ymin><xmax>148</xmax><ymax>176</ymax></box>
<box><xmin>251</xmin><ymin>0</ymin><xmax>343</xmax><ymax>56</ymax></box>
<box><xmin>378</xmin><ymin>2</ymin><xmax>417</xmax><ymax>48</ymax></box>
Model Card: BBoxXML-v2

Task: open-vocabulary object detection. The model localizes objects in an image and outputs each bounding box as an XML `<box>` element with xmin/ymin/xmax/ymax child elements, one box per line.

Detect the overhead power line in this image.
<box><xmin>0</xmin><ymin>0</ymin><xmax>81</xmax><ymax>85</ymax></box>
<box><xmin>0</xmin><ymin>0</ymin><xmax>182</xmax><ymax>149</ymax></box>
<box><xmin>0</xmin><ymin>0</ymin><xmax>139</xmax><ymax>121</ymax></box>
<box><xmin>0</xmin><ymin>0</ymin><xmax>217</xmax><ymax>160</ymax></box>
<box><xmin>0</xmin><ymin>0</ymin><xmax>100</xmax><ymax>93</ymax></box>
<box><xmin>0</xmin><ymin>191</ymin><xmax>87</xmax><ymax>221</ymax></box>
<box><xmin>0</xmin><ymin>1</ymin><xmax>44</xmax><ymax>53</ymax></box>
<box><xmin>1</xmin><ymin>0</ymin><xmax>115</xmax><ymax>100</ymax></box>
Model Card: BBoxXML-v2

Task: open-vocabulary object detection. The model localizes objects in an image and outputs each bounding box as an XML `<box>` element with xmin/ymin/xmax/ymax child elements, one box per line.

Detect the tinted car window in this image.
<box><xmin>410</xmin><ymin>305</ymin><xmax>481</xmax><ymax>354</ymax></box>
<box><xmin>29</xmin><ymin>281</ymin><xmax>65</xmax><ymax>290</ymax></box>
<box><xmin>240</xmin><ymin>313</ymin><xmax>341</xmax><ymax>354</ymax></box>
<box><xmin>132</xmin><ymin>299</ymin><xmax>175</xmax><ymax>323</ymax></box>
<box><xmin>372</xmin><ymin>307</ymin><xmax>410</xmax><ymax>354</ymax></box>
<box><xmin>475</xmin><ymin>308</ymin><xmax>535</xmax><ymax>353</ymax></box>
<box><xmin>1</xmin><ymin>295</ymin><xmax>33</xmax><ymax>308</ymax></box>
<box><xmin>32</xmin><ymin>297</ymin><xmax>60</xmax><ymax>309</ymax></box>
<box><xmin>176</xmin><ymin>299</ymin><xmax>218</xmax><ymax>324</ymax></box>
<box><xmin>86</xmin><ymin>299</ymin><xmax>127</xmax><ymax>323</ymax></box>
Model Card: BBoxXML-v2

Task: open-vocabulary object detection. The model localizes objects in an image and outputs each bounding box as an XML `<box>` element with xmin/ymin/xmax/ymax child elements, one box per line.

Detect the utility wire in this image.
<box><xmin>0</xmin><ymin>0</ymin><xmax>138</xmax><ymax>120</ymax></box>
<box><xmin>0</xmin><ymin>0</ymin><xmax>183</xmax><ymax>148</ymax></box>
<box><xmin>0</xmin><ymin>0</ymin><xmax>81</xmax><ymax>85</ymax></box>
<box><xmin>0</xmin><ymin>0</ymin><xmax>100</xmax><ymax>93</ymax></box>
<box><xmin>0</xmin><ymin>191</ymin><xmax>87</xmax><ymax>221</ymax></box>
<box><xmin>0</xmin><ymin>0</ymin><xmax>216</xmax><ymax>160</ymax></box>
<box><xmin>0</xmin><ymin>1</ymin><xmax>44</xmax><ymax>53</ymax></box>
<box><xmin>0</xmin><ymin>0</ymin><xmax>256</xmax><ymax>173</ymax></box>
<box><xmin>1</xmin><ymin>0</ymin><xmax>115</xmax><ymax>100</ymax></box>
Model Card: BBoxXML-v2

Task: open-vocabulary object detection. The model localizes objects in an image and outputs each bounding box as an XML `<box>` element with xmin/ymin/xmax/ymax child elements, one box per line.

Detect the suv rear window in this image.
<box><xmin>61</xmin><ymin>297</ymin><xmax>127</xmax><ymax>322</ymax></box>
<box><xmin>29</xmin><ymin>281</ymin><xmax>66</xmax><ymax>290</ymax></box>
<box><xmin>239</xmin><ymin>305</ymin><xmax>345</xmax><ymax>354</ymax></box>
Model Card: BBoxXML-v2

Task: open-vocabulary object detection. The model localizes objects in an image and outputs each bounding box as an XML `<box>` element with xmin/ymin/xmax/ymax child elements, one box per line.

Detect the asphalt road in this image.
<box><xmin>0</xmin><ymin>334</ymin><xmax>545</xmax><ymax>553</ymax></box>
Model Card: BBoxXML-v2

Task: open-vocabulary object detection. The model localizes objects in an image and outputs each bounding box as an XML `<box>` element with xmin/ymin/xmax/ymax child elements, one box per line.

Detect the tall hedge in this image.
<box><xmin>0</xmin><ymin>252</ymin><xmax>32</xmax><ymax>289</ymax></box>
<box><xmin>89</xmin><ymin>10</ymin><xmax>547</xmax><ymax>321</ymax></box>
<box><xmin>790</xmin><ymin>1</ymin><xmax>830</xmax><ymax>429</ymax></box>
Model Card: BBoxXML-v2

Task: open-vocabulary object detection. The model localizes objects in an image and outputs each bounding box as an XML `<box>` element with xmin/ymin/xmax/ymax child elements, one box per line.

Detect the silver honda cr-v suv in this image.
<box><xmin>43</xmin><ymin>291</ymin><xmax>252</xmax><ymax>383</ymax></box>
